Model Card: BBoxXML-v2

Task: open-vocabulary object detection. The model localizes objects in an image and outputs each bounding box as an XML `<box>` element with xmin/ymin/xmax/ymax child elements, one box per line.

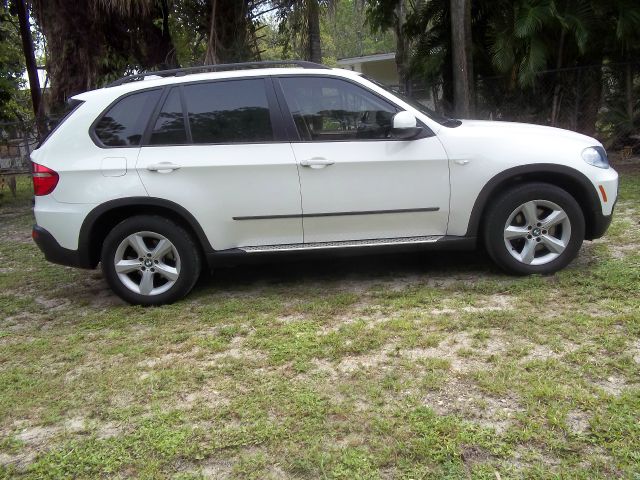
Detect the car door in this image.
<box><xmin>276</xmin><ymin>76</ymin><xmax>450</xmax><ymax>244</ymax></box>
<box><xmin>136</xmin><ymin>77</ymin><xmax>303</xmax><ymax>251</ymax></box>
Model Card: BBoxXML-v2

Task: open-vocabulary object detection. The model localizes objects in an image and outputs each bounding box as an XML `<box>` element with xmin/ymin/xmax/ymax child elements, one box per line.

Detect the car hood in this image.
<box><xmin>452</xmin><ymin>119</ymin><xmax>600</xmax><ymax>147</ymax></box>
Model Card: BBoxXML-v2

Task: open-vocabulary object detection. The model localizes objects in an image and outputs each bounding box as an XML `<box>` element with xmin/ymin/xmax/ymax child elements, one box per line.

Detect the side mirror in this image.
<box><xmin>391</xmin><ymin>111</ymin><xmax>423</xmax><ymax>140</ymax></box>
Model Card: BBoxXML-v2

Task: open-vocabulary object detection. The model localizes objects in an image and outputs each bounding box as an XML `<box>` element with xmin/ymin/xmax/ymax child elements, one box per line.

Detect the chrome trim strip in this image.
<box><xmin>238</xmin><ymin>235</ymin><xmax>443</xmax><ymax>252</ymax></box>
<box><xmin>233</xmin><ymin>207</ymin><xmax>439</xmax><ymax>221</ymax></box>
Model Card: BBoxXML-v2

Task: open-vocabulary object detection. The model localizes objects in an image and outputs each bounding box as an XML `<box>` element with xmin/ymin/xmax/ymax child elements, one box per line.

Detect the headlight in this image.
<box><xmin>582</xmin><ymin>146</ymin><xmax>609</xmax><ymax>169</ymax></box>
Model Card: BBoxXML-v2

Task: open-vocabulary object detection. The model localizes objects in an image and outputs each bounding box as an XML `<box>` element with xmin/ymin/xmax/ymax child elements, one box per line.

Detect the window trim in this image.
<box><xmin>89</xmin><ymin>87</ymin><xmax>163</xmax><ymax>149</ymax></box>
<box><xmin>274</xmin><ymin>74</ymin><xmax>434</xmax><ymax>143</ymax></box>
<box><xmin>141</xmin><ymin>76</ymin><xmax>286</xmax><ymax>147</ymax></box>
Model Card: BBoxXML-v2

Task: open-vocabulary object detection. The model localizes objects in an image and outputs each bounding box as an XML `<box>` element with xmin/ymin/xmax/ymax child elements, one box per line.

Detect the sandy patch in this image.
<box><xmin>430</xmin><ymin>294</ymin><xmax>513</xmax><ymax>315</ymax></box>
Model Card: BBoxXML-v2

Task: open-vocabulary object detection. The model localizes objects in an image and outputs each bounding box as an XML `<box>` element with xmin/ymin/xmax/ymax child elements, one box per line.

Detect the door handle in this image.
<box><xmin>300</xmin><ymin>157</ymin><xmax>335</xmax><ymax>169</ymax></box>
<box><xmin>147</xmin><ymin>162</ymin><xmax>181</xmax><ymax>173</ymax></box>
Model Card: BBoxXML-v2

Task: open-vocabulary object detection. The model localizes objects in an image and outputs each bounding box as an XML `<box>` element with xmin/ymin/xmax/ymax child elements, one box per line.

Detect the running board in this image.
<box><xmin>238</xmin><ymin>235</ymin><xmax>444</xmax><ymax>253</ymax></box>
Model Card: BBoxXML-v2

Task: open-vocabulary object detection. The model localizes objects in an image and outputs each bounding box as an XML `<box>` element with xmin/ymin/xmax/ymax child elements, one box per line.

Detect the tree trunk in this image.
<box><xmin>13</xmin><ymin>0</ymin><xmax>42</xmax><ymax>122</ymax></box>
<box><xmin>204</xmin><ymin>0</ymin><xmax>219</xmax><ymax>64</ymax></box>
<box><xmin>307</xmin><ymin>0</ymin><xmax>322</xmax><ymax>63</ymax></box>
<box><xmin>394</xmin><ymin>1</ymin><xmax>410</xmax><ymax>94</ymax></box>
<box><xmin>150</xmin><ymin>0</ymin><xmax>178</xmax><ymax>68</ymax></box>
<box><xmin>450</xmin><ymin>0</ymin><xmax>473</xmax><ymax>117</ymax></box>
<box><xmin>550</xmin><ymin>29</ymin><xmax>566</xmax><ymax>126</ymax></box>
<box><xmin>204</xmin><ymin>0</ymin><xmax>256</xmax><ymax>64</ymax></box>
<box><xmin>625</xmin><ymin>60</ymin><xmax>634</xmax><ymax>122</ymax></box>
<box><xmin>32</xmin><ymin>0</ymin><xmax>97</xmax><ymax>112</ymax></box>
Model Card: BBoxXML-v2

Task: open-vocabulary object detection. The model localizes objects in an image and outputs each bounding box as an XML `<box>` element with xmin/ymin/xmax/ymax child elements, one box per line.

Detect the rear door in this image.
<box><xmin>276</xmin><ymin>76</ymin><xmax>450</xmax><ymax>244</ymax></box>
<box><xmin>136</xmin><ymin>77</ymin><xmax>303</xmax><ymax>251</ymax></box>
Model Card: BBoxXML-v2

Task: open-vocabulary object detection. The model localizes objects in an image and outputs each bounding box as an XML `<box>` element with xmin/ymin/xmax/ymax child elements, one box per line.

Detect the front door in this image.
<box><xmin>277</xmin><ymin>76</ymin><xmax>450</xmax><ymax>244</ymax></box>
<box><xmin>136</xmin><ymin>78</ymin><xmax>302</xmax><ymax>251</ymax></box>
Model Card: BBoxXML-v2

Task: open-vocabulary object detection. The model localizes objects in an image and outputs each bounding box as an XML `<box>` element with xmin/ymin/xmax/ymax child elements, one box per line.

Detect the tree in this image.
<box><xmin>307</xmin><ymin>0</ymin><xmax>322</xmax><ymax>62</ymax></box>
<box><xmin>203</xmin><ymin>0</ymin><xmax>260</xmax><ymax>64</ymax></box>
<box><xmin>0</xmin><ymin>1</ymin><xmax>29</xmax><ymax>122</ymax></box>
<box><xmin>275</xmin><ymin>0</ymin><xmax>344</xmax><ymax>62</ymax></box>
<box><xmin>31</xmin><ymin>0</ymin><xmax>178</xmax><ymax>112</ymax></box>
<box><xmin>12</xmin><ymin>0</ymin><xmax>40</xmax><ymax>121</ymax></box>
<box><xmin>366</xmin><ymin>0</ymin><xmax>411</xmax><ymax>92</ymax></box>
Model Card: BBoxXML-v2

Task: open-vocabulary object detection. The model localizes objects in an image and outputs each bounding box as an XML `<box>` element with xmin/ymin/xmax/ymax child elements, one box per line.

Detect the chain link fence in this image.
<box><xmin>0</xmin><ymin>120</ymin><xmax>36</xmax><ymax>172</ymax></box>
<box><xmin>0</xmin><ymin>120</ymin><xmax>37</xmax><ymax>199</ymax></box>
<box><xmin>407</xmin><ymin>62</ymin><xmax>639</xmax><ymax>156</ymax></box>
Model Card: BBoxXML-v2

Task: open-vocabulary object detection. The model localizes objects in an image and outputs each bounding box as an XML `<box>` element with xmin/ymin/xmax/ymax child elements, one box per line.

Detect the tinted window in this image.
<box><xmin>279</xmin><ymin>77</ymin><xmax>399</xmax><ymax>141</ymax></box>
<box><xmin>183</xmin><ymin>79</ymin><xmax>273</xmax><ymax>144</ymax></box>
<box><xmin>150</xmin><ymin>88</ymin><xmax>188</xmax><ymax>145</ymax></box>
<box><xmin>94</xmin><ymin>90</ymin><xmax>161</xmax><ymax>146</ymax></box>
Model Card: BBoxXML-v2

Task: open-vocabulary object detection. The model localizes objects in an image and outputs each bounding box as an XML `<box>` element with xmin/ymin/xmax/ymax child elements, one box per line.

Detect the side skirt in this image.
<box><xmin>206</xmin><ymin>236</ymin><xmax>477</xmax><ymax>268</ymax></box>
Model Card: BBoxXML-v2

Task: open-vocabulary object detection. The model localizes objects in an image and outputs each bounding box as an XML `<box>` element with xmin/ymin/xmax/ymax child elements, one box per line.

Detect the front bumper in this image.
<box><xmin>585</xmin><ymin>167</ymin><xmax>617</xmax><ymax>240</ymax></box>
<box><xmin>32</xmin><ymin>225</ymin><xmax>92</xmax><ymax>268</ymax></box>
<box><xmin>587</xmin><ymin>212</ymin><xmax>613</xmax><ymax>240</ymax></box>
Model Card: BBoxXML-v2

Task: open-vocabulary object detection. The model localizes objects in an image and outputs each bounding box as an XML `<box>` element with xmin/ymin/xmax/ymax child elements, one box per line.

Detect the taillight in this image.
<box><xmin>32</xmin><ymin>162</ymin><xmax>59</xmax><ymax>196</ymax></box>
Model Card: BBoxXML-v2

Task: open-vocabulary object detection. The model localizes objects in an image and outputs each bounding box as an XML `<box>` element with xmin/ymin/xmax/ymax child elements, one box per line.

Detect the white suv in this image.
<box><xmin>31</xmin><ymin>61</ymin><xmax>618</xmax><ymax>305</ymax></box>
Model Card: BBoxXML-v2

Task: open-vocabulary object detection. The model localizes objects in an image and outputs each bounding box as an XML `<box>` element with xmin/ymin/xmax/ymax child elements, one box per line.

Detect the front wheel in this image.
<box><xmin>484</xmin><ymin>183</ymin><xmax>585</xmax><ymax>275</ymax></box>
<box><xmin>101</xmin><ymin>216</ymin><xmax>201</xmax><ymax>305</ymax></box>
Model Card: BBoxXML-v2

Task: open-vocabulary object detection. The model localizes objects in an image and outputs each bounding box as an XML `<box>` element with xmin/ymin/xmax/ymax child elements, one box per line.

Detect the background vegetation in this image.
<box><xmin>0</xmin><ymin>0</ymin><xmax>638</xmax><ymax>148</ymax></box>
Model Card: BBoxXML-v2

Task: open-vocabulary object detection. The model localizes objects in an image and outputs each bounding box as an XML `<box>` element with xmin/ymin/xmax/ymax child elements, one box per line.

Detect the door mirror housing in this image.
<box><xmin>391</xmin><ymin>111</ymin><xmax>423</xmax><ymax>139</ymax></box>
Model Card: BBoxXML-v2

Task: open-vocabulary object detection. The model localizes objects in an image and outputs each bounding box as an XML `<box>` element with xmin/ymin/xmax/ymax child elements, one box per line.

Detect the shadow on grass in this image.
<box><xmin>193</xmin><ymin>248</ymin><xmax>497</xmax><ymax>294</ymax></box>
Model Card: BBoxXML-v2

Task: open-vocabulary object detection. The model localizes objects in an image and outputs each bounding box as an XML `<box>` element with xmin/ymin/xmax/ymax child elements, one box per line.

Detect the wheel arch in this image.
<box><xmin>466</xmin><ymin>164</ymin><xmax>602</xmax><ymax>241</ymax></box>
<box><xmin>79</xmin><ymin>197</ymin><xmax>214</xmax><ymax>268</ymax></box>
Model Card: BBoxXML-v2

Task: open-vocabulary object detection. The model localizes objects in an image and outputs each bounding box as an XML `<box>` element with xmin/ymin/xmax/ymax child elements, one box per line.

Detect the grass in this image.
<box><xmin>0</xmin><ymin>162</ymin><xmax>639</xmax><ymax>479</ymax></box>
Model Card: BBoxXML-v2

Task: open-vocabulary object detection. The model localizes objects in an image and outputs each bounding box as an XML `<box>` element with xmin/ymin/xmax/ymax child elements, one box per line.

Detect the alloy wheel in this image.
<box><xmin>503</xmin><ymin>200</ymin><xmax>572</xmax><ymax>266</ymax></box>
<box><xmin>113</xmin><ymin>231</ymin><xmax>181</xmax><ymax>296</ymax></box>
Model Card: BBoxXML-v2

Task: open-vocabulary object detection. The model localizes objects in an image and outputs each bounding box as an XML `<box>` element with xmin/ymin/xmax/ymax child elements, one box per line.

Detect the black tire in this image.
<box><xmin>483</xmin><ymin>182</ymin><xmax>585</xmax><ymax>275</ymax></box>
<box><xmin>101</xmin><ymin>215</ymin><xmax>201</xmax><ymax>305</ymax></box>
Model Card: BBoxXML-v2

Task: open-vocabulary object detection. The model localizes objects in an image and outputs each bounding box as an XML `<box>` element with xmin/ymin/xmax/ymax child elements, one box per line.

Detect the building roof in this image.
<box><xmin>336</xmin><ymin>53</ymin><xmax>396</xmax><ymax>66</ymax></box>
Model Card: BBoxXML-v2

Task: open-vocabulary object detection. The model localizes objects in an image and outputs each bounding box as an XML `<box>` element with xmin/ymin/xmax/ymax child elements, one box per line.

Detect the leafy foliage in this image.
<box><xmin>396</xmin><ymin>0</ymin><xmax>640</xmax><ymax>142</ymax></box>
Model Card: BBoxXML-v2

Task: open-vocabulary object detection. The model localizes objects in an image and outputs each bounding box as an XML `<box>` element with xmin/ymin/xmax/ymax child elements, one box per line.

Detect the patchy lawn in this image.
<box><xmin>0</xmin><ymin>162</ymin><xmax>639</xmax><ymax>480</ymax></box>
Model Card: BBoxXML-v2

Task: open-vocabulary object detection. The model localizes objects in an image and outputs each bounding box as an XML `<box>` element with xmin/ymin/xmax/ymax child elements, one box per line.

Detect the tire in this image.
<box><xmin>101</xmin><ymin>215</ymin><xmax>201</xmax><ymax>305</ymax></box>
<box><xmin>483</xmin><ymin>182</ymin><xmax>585</xmax><ymax>275</ymax></box>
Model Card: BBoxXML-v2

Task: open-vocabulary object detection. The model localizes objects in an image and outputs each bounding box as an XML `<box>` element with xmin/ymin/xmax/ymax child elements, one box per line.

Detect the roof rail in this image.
<box><xmin>106</xmin><ymin>60</ymin><xmax>329</xmax><ymax>87</ymax></box>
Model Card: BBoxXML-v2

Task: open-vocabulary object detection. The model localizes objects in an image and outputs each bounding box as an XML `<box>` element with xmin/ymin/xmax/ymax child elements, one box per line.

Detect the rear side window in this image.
<box><xmin>93</xmin><ymin>89</ymin><xmax>161</xmax><ymax>147</ymax></box>
<box><xmin>150</xmin><ymin>88</ymin><xmax>188</xmax><ymax>145</ymax></box>
<box><xmin>183</xmin><ymin>79</ymin><xmax>273</xmax><ymax>144</ymax></box>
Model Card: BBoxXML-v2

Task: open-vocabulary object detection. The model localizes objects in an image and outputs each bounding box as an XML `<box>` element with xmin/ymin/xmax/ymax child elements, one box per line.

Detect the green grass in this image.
<box><xmin>0</xmin><ymin>169</ymin><xmax>639</xmax><ymax>479</ymax></box>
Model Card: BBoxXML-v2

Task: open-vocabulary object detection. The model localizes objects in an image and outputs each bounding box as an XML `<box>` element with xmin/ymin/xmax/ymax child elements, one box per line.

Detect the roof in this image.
<box><xmin>72</xmin><ymin>66</ymin><xmax>360</xmax><ymax>102</ymax></box>
<box><xmin>107</xmin><ymin>60</ymin><xmax>328</xmax><ymax>88</ymax></box>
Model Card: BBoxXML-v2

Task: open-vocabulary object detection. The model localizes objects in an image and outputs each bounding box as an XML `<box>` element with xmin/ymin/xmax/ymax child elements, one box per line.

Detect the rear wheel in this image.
<box><xmin>484</xmin><ymin>183</ymin><xmax>585</xmax><ymax>275</ymax></box>
<box><xmin>101</xmin><ymin>216</ymin><xmax>201</xmax><ymax>305</ymax></box>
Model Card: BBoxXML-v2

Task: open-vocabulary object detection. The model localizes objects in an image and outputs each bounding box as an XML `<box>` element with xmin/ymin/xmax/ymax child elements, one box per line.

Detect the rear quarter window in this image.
<box><xmin>93</xmin><ymin>89</ymin><xmax>162</xmax><ymax>147</ymax></box>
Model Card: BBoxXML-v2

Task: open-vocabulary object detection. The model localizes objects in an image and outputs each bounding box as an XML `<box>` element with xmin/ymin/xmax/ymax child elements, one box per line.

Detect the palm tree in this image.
<box><xmin>275</xmin><ymin>0</ymin><xmax>338</xmax><ymax>63</ymax></box>
<box><xmin>366</xmin><ymin>0</ymin><xmax>413</xmax><ymax>93</ymax></box>
<box><xmin>204</xmin><ymin>0</ymin><xmax>262</xmax><ymax>64</ymax></box>
<box><xmin>450</xmin><ymin>0</ymin><xmax>473</xmax><ymax>116</ymax></box>
<box><xmin>12</xmin><ymin>0</ymin><xmax>41</xmax><ymax>121</ymax></box>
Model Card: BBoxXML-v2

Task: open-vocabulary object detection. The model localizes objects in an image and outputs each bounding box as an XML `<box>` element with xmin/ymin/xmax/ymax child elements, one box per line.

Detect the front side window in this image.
<box><xmin>279</xmin><ymin>77</ymin><xmax>399</xmax><ymax>141</ymax></box>
<box><xmin>94</xmin><ymin>90</ymin><xmax>161</xmax><ymax>147</ymax></box>
<box><xmin>183</xmin><ymin>79</ymin><xmax>273</xmax><ymax>144</ymax></box>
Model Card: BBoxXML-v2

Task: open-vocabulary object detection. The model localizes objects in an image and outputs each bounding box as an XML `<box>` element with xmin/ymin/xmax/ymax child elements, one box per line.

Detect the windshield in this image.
<box><xmin>362</xmin><ymin>75</ymin><xmax>461</xmax><ymax>127</ymax></box>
